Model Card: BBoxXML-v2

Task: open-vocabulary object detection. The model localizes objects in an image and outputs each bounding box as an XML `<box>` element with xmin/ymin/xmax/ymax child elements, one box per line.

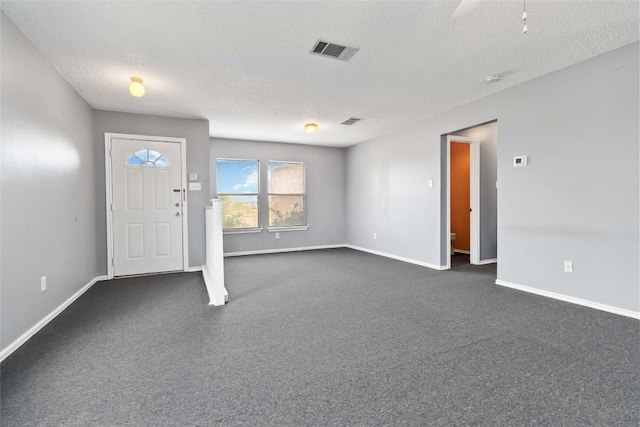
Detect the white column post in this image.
<box><xmin>202</xmin><ymin>199</ymin><xmax>228</xmax><ymax>306</ymax></box>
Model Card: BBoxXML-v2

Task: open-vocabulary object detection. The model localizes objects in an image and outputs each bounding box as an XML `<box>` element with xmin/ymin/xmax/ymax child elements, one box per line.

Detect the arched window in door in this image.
<box><xmin>126</xmin><ymin>149</ymin><xmax>168</xmax><ymax>166</ymax></box>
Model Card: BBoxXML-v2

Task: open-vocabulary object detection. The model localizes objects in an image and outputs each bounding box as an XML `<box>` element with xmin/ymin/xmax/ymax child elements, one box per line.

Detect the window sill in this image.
<box><xmin>223</xmin><ymin>228</ymin><xmax>263</xmax><ymax>235</ymax></box>
<box><xmin>267</xmin><ymin>226</ymin><xmax>309</xmax><ymax>232</ymax></box>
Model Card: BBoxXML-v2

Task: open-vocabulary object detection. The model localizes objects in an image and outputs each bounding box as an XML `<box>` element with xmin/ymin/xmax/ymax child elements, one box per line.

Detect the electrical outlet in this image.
<box><xmin>373</xmin><ymin>232</ymin><xmax>377</xmax><ymax>240</ymax></box>
<box><xmin>275</xmin><ymin>232</ymin><xmax>280</xmax><ymax>239</ymax></box>
<box><xmin>428</xmin><ymin>180</ymin><xmax>433</xmax><ymax>188</ymax></box>
<box><xmin>564</xmin><ymin>261</ymin><xmax>573</xmax><ymax>273</ymax></box>
<box><xmin>41</xmin><ymin>276</ymin><xmax>47</xmax><ymax>292</ymax></box>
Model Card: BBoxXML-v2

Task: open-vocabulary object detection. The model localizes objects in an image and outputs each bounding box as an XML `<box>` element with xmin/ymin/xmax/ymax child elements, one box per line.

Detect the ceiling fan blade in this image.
<box><xmin>452</xmin><ymin>0</ymin><xmax>482</xmax><ymax>19</ymax></box>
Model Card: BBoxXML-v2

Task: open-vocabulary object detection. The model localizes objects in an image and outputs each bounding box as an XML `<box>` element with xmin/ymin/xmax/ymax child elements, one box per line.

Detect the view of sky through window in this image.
<box><xmin>217</xmin><ymin>159</ymin><xmax>260</xmax><ymax>229</ymax></box>
<box><xmin>217</xmin><ymin>160</ymin><xmax>258</xmax><ymax>194</ymax></box>
<box><xmin>127</xmin><ymin>149</ymin><xmax>167</xmax><ymax>166</ymax></box>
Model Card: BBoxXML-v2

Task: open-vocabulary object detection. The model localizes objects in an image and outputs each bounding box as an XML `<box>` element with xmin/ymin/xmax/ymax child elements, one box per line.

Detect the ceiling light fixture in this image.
<box><xmin>486</xmin><ymin>74</ymin><xmax>502</xmax><ymax>83</ymax></box>
<box><xmin>129</xmin><ymin>76</ymin><xmax>145</xmax><ymax>97</ymax></box>
<box><xmin>304</xmin><ymin>123</ymin><xmax>318</xmax><ymax>134</ymax></box>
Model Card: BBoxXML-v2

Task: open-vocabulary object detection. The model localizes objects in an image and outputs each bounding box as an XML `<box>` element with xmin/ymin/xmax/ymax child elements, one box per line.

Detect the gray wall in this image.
<box><xmin>92</xmin><ymin>111</ymin><xmax>210</xmax><ymax>269</ymax></box>
<box><xmin>347</xmin><ymin>126</ymin><xmax>442</xmax><ymax>265</ymax></box>
<box><xmin>210</xmin><ymin>138</ymin><xmax>346</xmax><ymax>253</ymax></box>
<box><xmin>347</xmin><ymin>42</ymin><xmax>639</xmax><ymax>312</ymax></box>
<box><xmin>1</xmin><ymin>12</ymin><xmax>100</xmax><ymax>349</ymax></box>
<box><xmin>449</xmin><ymin>121</ymin><xmax>498</xmax><ymax>262</ymax></box>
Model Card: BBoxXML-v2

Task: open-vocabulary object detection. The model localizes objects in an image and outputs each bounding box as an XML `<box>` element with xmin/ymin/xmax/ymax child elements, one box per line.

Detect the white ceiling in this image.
<box><xmin>2</xmin><ymin>1</ymin><xmax>638</xmax><ymax>148</ymax></box>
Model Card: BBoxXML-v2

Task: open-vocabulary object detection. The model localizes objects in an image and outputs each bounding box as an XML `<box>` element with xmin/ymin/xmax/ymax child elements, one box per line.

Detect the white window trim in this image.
<box><xmin>268</xmin><ymin>160</ymin><xmax>307</xmax><ymax>228</ymax></box>
<box><xmin>223</xmin><ymin>228</ymin><xmax>263</xmax><ymax>235</ymax></box>
<box><xmin>267</xmin><ymin>226</ymin><xmax>309</xmax><ymax>232</ymax></box>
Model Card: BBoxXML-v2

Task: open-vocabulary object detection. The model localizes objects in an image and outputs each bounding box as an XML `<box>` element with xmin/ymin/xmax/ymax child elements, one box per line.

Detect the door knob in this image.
<box><xmin>175</xmin><ymin>212</ymin><xmax>180</xmax><ymax>217</ymax></box>
<box><xmin>175</xmin><ymin>203</ymin><xmax>180</xmax><ymax>207</ymax></box>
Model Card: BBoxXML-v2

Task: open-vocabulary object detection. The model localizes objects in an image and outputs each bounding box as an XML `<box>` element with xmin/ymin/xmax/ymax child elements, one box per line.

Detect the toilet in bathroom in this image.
<box><xmin>450</xmin><ymin>233</ymin><xmax>456</xmax><ymax>255</ymax></box>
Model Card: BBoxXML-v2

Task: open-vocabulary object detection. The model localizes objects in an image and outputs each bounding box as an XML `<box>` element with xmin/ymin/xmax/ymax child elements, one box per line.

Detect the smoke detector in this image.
<box><xmin>486</xmin><ymin>74</ymin><xmax>502</xmax><ymax>83</ymax></box>
<box><xmin>310</xmin><ymin>40</ymin><xmax>359</xmax><ymax>61</ymax></box>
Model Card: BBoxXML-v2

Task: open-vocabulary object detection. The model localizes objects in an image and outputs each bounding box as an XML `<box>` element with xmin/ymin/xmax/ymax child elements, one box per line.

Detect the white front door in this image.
<box><xmin>111</xmin><ymin>138</ymin><xmax>183</xmax><ymax>276</ymax></box>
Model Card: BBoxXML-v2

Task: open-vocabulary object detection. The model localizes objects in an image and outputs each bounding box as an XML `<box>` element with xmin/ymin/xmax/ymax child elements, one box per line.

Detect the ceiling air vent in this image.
<box><xmin>310</xmin><ymin>40</ymin><xmax>359</xmax><ymax>61</ymax></box>
<box><xmin>341</xmin><ymin>117</ymin><xmax>362</xmax><ymax>126</ymax></box>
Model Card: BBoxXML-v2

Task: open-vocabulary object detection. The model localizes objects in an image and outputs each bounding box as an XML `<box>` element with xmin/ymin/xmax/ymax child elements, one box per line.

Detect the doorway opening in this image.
<box><xmin>450</xmin><ymin>140</ymin><xmax>472</xmax><ymax>268</ymax></box>
<box><xmin>442</xmin><ymin>120</ymin><xmax>498</xmax><ymax>271</ymax></box>
<box><xmin>446</xmin><ymin>135</ymin><xmax>480</xmax><ymax>269</ymax></box>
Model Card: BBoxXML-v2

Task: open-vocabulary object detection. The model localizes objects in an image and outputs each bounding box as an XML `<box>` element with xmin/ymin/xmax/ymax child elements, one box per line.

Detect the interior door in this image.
<box><xmin>111</xmin><ymin>138</ymin><xmax>183</xmax><ymax>276</ymax></box>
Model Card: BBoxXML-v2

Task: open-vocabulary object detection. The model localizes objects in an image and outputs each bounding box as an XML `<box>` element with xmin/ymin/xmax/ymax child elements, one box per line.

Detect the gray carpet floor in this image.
<box><xmin>2</xmin><ymin>248</ymin><xmax>638</xmax><ymax>426</ymax></box>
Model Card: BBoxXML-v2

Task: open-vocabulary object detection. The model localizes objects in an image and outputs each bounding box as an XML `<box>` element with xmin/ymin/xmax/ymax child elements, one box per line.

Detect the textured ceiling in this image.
<box><xmin>2</xmin><ymin>1</ymin><xmax>638</xmax><ymax>147</ymax></box>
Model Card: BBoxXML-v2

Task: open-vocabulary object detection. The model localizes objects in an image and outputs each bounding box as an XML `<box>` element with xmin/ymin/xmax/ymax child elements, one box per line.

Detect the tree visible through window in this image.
<box><xmin>268</xmin><ymin>161</ymin><xmax>306</xmax><ymax>227</ymax></box>
<box><xmin>216</xmin><ymin>159</ymin><xmax>259</xmax><ymax>230</ymax></box>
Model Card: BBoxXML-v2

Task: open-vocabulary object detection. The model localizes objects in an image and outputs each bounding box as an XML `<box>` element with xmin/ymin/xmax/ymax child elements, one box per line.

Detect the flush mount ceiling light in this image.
<box><xmin>128</xmin><ymin>76</ymin><xmax>145</xmax><ymax>97</ymax></box>
<box><xmin>486</xmin><ymin>74</ymin><xmax>502</xmax><ymax>83</ymax></box>
<box><xmin>304</xmin><ymin>123</ymin><xmax>318</xmax><ymax>134</ymax></box>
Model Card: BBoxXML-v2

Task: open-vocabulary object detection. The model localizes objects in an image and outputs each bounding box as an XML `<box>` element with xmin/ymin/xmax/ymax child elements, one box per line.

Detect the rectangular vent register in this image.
<box><xmin>310</xmin><ymin>39</ymin><xmax>359</xmax><ymax>61</ymax></box>
<box><xmin>341</xmin><ymin>117</ymin><xmax>362</xmax><ymax>125</ymax></box>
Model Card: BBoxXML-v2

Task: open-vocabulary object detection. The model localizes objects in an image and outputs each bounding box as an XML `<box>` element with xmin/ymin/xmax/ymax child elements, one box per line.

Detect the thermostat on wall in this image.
<box><xmin>513</xmin><ymin>156</ymin><xmax>528</xmax><ymax>167</ymax></box>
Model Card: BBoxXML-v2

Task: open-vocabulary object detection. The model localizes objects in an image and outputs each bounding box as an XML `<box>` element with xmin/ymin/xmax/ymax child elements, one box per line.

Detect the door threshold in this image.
<box><xmin>113</xmin><ymin>270</ymin><xmax>184</xmax><ymax>279</ymax></box>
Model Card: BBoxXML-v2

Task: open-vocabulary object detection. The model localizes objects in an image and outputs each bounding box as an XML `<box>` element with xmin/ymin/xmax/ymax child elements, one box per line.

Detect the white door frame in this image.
<box><xmin>446</xmin><ymin>135</ymin><xmax>480</xmax><ymax>269</ymax></box>
<box><xmin>104</xmin><ymin>133</ymin><xmax>189</xmax><ymax>279</ymax></box>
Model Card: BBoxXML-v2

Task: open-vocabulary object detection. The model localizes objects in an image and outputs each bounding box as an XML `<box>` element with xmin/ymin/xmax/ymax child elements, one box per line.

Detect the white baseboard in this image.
<box><xmin>477</xmin><ymin>258</ymin><xmax>498</xmax><ymax>265</ymax></box>
<box><xmin>1</xmin><ymin>275</ymin><xmax>108</xmax><ymax>362</ymax></box>
<box><xmin>345</xmin><ymin>245</ymin><xmax>446</xmax><ymax>270</ymax></box>
<box><xmin>224</xmin><ymin>244</ymin><xmax>346</xmax><ymax>257</ymax></box>
<box><xmin>184</xmin><ymin>266</ymin><xmax>202</xmax><ymax>272</ymax></box>
<box><xmin>495</xmin><ymin>279</ymin><xmax>640</xmax><ymax>320</ymax></box>
<box><xmin>453</xmin><ymin>249</ymin><xmax>470</xmax><ymax>254</ymax></box>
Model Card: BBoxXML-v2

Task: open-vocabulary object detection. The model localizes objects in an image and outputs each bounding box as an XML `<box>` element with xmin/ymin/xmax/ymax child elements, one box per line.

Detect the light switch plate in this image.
<box><xmin>189</xmin><ymin>173</ymin><xmax>198</xmax><ymax>182</ymax></box>
<box><xmin>189</xmin><ymin>182</ymin><xmax>202</xmax><ymax>191</ymax></box>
